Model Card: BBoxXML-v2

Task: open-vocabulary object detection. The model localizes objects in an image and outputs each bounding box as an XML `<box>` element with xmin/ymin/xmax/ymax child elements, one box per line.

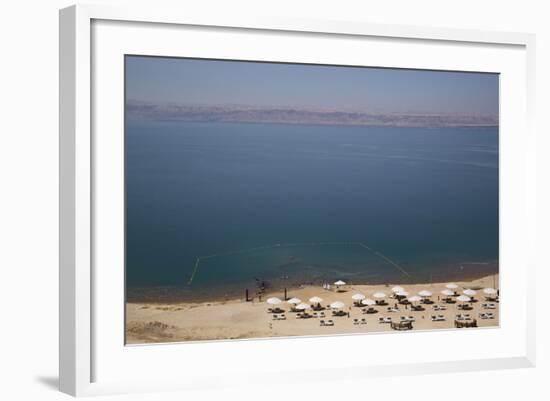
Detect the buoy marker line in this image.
<box><xmin>187</xmin><ymin>241</ymin><xmax>409</xmax><ymax>285</ymax></box>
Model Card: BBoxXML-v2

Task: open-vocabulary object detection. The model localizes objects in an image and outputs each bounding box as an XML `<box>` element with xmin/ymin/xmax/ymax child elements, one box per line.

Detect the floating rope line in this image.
<box><xmin>187</xmin><ymin>241</ymin><xmax>410</xmax><ymax>285</ymax></box>
<box><xmin>358</xmin><ymin>243</ymin><xmax>410</xmax><ymax>277</ymax></box>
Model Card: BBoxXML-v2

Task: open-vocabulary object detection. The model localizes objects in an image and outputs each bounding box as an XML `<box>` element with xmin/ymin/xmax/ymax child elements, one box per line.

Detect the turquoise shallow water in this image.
<box><xmin>125</xmin><ymin>121</ymin><xmax>499</xmax><ymax>302</ymax></box>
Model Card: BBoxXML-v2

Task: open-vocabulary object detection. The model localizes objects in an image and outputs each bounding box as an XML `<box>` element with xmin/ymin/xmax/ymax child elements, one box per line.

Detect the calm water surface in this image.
<box><xmin>126</xmin><ymin>121</ymin><xmax>499</xmax><ymax>301</ymax></box>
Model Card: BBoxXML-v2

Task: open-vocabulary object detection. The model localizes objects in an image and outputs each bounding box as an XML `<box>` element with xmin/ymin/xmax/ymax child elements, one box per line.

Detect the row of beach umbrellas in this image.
<box><xmin>266</xmin><ymin>296</ymin><xmax>347</xmax><ymax>310</ymax></box>
<box><xmin>267</xmin><ymin>283</ymin><xmax>498</xmax><ymax>309</ymax></box>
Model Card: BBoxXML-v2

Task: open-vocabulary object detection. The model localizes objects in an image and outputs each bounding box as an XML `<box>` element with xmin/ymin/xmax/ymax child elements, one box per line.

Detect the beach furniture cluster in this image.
<box><xmin>265</xmin><ymin>280</ymin><xmax>499</xmax><ymax>332</ymax></box>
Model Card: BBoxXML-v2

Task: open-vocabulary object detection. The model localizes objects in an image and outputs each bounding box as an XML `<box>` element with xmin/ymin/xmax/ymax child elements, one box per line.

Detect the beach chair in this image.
<box><xmin>326</xmin><ymin>320</ymin><xmax>335</xmax><ymax>326</ymax></box>
<box><xmin>272</xmin><ymin>314</ymin><xmax>278</xmax><ymax>320</ymax></box>
<box><xmin>379</xmin><ymin>316</ymin><xmax>392</xmax><ymax>324</ymax></box>
<box><xmin>486</xmin><ymin>312</ymin><xmax>495</xmax><ymax>319</ymax></box>
<box><xmin>353</xmin><ymin>318</ymin><xmax>360</xmax><ymax>325</ymax></box>
<box><xmin>360</xmin><ymin>318</ymin><xmax>367</xmax><ymax>325</ymax></box>
<box><xmin>279</xmin><ymin>314</ymin><xmax>286</xmax><ymax>320</ymax></box>
<box><xmin>366</xmin><ymin>307</ymin><xmax>378</xmax><ymax>314</ymax></box>
<box><xmin>320</xmin><ymin>320</ymin><xmax>326</xmax><ymax>326</ymax></box>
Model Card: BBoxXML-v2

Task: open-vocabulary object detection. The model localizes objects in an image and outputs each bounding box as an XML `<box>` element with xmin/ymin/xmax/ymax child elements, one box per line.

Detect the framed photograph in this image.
<box><xmin>60</xmin><ymin>4</ymin><xmax>536</xmax><ymax>396</ymax></box>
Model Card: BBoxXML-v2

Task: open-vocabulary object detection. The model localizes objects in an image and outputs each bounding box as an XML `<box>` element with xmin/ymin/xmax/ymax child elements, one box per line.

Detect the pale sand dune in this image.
<box><xmin>126</xmin><ymin>274</ymin><xmax>499</xmax><ymax>344</ymax></box>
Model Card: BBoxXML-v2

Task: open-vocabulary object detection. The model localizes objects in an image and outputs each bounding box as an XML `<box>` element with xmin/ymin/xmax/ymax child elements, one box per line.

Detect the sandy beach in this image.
<box><xmin>126</xmin><ymin>274</ymin><xmax>499</xmax><ymax>344</ymax></box>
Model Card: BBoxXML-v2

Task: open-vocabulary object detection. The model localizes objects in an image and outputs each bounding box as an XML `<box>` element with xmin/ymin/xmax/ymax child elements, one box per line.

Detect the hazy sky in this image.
<box><xmin>126</xmin><ymin>56</ymin><xmax>499</xmax><ymax>115</ymax></box>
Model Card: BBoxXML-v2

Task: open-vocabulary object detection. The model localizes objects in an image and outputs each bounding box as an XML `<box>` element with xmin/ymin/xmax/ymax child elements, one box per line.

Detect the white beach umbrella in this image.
<box><xmin>352</xmin><ymin>293</ymin><xmax>366</xmax><ymax>301</ymax></box>
<box><xmin>267</xmin><ymin>297</ymin><xmax>282</xmax><ymax>305</ymax></box>
<box><xmin>287</xmin><ymin>297</ymin><xmax>301</xmax><ymax>305</ymax></box>
<box><xmin>456</xmin><ymin>295</ymin><xmax>471</xmax><ymax>303</ymax></box>
<box><xmin>373</xmin><ymin>292</ymin><xmax>386</xmax><ymax>299</ymax></box>
<box><xmin>483</xmin><ymin>288</ymin><xmax>498</xmax><ymax>295</ymax></box>
<box><xmin>392</xmin><ymin>286</ymin><xmax>405</xmax><ymax>293</ymax></box>
<box><xmin>395</xmin><ymin>291</ymin><xmax>409</xmax><ymax>297</ymax></box>
<box><xmin>418</xmin><ymin>290</ymin><xmax>432</xmax><ymax>297</ymax></box>
<box><xmin>330</xmin><ymin>301</ymin><xmax>345</xmax><ymax>309</ymax></box>
<box><xmin>446</xmin><ymin>283</ymin><xmax>458</xmax><ymax>290</ymax></box>
<box><xmin>334</xmin><ymin>280</ymin><xmax>346</xmax><ymax>286</ymax></box>
<box><xmin>441</xmin><ymin>289</ymin><xmax>454</xmax><ymax>296</ymax></box>
<box><xmin>296</xmin><ymin>303</ymin><xmax>311</xmax><ymax>311</ymax></box>
<box><xmin>309</xmin><ymin>296</ymin><xmax>323</xmax><ymax>304</ymax></box>
<box><xmin>408</xmin><ymin>295</ymin><xmax>422</xmax><ymax>303</ymax></box>
<box><xmin>463</xmin><ymin>289</ymin><xmax>477</xmax><ymax>296</ymax></box>
<box><xmin>361</xmin><ymin>298</ymin><xmax>376</xmax><ymax>306</ymax></box>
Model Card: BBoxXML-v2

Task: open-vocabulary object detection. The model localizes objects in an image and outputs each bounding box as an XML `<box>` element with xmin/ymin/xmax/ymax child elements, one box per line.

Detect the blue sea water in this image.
<box><xmin>125</xmin><ymin>121</ymin><xmax>499</xmax><ymax>302</ymax></box>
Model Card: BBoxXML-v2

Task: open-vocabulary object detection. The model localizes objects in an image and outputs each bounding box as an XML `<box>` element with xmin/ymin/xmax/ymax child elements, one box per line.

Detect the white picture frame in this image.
<box><xmin>59</xmin><ymin>3</ymin><xmax>536</xmax><ymax>397</ymax></box>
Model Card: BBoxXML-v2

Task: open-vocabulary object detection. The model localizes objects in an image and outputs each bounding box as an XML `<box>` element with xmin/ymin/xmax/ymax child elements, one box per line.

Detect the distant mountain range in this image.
<box><xmin>127</xmin><ymin>101</ymin><xmax>498</xmax><ymax>128</ymax></box>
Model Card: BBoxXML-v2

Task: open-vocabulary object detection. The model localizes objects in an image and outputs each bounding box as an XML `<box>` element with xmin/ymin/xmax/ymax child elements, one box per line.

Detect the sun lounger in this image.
<box><xmin>378</xmin><ymin>316</ymin><xmax>392</xmax><ymax>324</ymax></box>
<box><xmin>326</xmin><ymin>319</ymin><xmax>334</xmax><ymax>326</ymax></box>
<box><xmin>411</xmin><ymin>305</ymin><xmax>425</xmax><ymax>311</ymax></box>
<box><xmin>353</xmin><ymin>318</ymin><xmax>360</xmax><ymax>325</ymax></box>
<box><xmin>360</xmin><ymin>318</ymin><xmax>367</xmax><ymax>324</ymax></box>
<box><xmin>387</xmin><ymin>307</ymin><xmax>399</xmax><ymax>313</ymax></box>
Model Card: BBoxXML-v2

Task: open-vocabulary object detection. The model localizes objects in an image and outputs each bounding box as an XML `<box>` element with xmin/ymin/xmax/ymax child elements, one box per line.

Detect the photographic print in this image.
<box><xmin>124</xmin><ymin>56</ymin><xmax>499</xmax><ymax>344</ymax></box>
